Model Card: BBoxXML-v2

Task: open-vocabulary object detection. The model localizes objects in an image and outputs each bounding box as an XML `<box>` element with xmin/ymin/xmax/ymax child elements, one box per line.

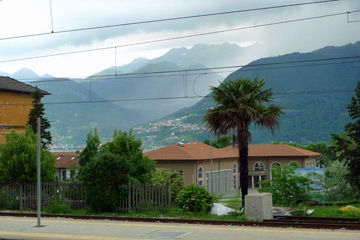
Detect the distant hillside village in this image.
<box><xmin>0</xmin><ymin>76</ymin><xmax>322</xmax><ymax>194</ymax></box>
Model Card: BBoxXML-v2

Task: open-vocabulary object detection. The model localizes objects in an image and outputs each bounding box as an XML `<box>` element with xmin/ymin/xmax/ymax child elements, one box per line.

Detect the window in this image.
<box><xmin>198</xmin><ymin>166</ymin><xmax>203</xmax><ymax>186</ymax></box>
<box><xmin>59</xmin><ymin>169</ymin><xmax>67</xmax><ymax>182</ymax></box>
<box><xmin>271</xmin><ymin>162</ymin><xmax>281</xmax><ymax>170</ymax></box>
<box><xmin>270</xmin><ymin>162</ymin><xmax>281</xmax><ymax>180</ymax></box>
<box><xmin>289</xmin><ymin>161</ymin><xmax>299</xmax><ymax>167</ymax></box>
<box><xmin>254</xmin><ymin>162</ymin><xmax>265</xmax><ymax>171</ymax></box>
<box><xmin>233</xmin><ymin>163</ymin><xmax>237</xmax><ymax>189</ymax></box>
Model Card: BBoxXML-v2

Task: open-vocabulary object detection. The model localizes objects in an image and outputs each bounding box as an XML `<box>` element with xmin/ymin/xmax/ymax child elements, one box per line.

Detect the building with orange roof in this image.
<box><xmin>51</xmin><ymin>152</ymin><xmax>80</xmax><ymax>182</ymax></box>
<box><xmin>145</xmin><ymin>141</ymin><xmax>321</xmax><ymax>193</ymax></box>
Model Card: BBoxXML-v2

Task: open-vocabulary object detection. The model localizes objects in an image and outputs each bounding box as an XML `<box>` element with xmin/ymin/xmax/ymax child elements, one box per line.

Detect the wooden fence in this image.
<box><xmin>0</xmin><ymin>182</ymin><xmax>171</xmax><ymax>212</ymax></box>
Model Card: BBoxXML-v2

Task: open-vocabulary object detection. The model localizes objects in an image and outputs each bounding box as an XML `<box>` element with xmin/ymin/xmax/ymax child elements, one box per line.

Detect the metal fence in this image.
<box><xmin>0</xmin><ymin>182</ymin><xmax>171</xmax><ymax>212</ymax></box>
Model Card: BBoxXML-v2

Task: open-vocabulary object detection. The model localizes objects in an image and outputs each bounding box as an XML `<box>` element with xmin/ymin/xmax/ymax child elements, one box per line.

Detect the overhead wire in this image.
<box><xmin>0</xmin><ymin>0</ymin><xmax>340</xmax><ymax>41</ymax></box>
<box><xmin>1</xmin><ymin>10</ymin><xmax>359</xmax><ymax>65</ymax></box>
<box><xmin>15</xmin><ymin>55</ymin><xmax>360</xmax><ymax>83</ymax></box>
<box><xmin>2</xmin><ymin>55</ymin><xmax>359</xmax><ymax>106</ymax></box>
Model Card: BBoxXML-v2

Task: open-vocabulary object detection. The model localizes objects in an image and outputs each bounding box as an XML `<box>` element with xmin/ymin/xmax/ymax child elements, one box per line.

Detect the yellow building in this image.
<box><xmin>0</xmin><ymin>76</ymin><xmax>49</xmax><ymax>144</ymax></box>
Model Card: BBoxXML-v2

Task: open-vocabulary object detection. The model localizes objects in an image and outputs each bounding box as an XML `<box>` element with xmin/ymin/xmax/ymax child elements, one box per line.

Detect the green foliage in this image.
<box><xmin>331</xmin><ymin>81</ymin><xmax>360</xmax><ymax>193</ymax></box>
<box><xmin>0</xmin><ymin>194</ymin><xmax>20</xmax><ymax>210</ymax></box>
<box><xmin>324</xmin><ymin>161</ymin><xmax>360</xmax><ymax>202</ymax></box>
<box><xmin>44</xmin><ymin>201</ymin><xmax>72</xmax><ymax>214</ymax></box>
<box><xmin>203</xmin><ymin>136</ymin><xmax>232</xmax><ymax>149</ymax></box>
<box><xmin>0</xmin><ymin>128</ymin><xmax>56</xmax><ymax>183</ymax></box>
<box><xmin>175</xmin><ymin>184</ymin><xmax>214</xmax><ymax>213</ymax></box>
<box><xmin>258</xmin><ymin>165</ymin><xmax>313</xmax><ymax>206</ymax></box>
<box><xmin>80</xmin><ymin>129</ymin><xmax>155</xmax><ymax>212</ymax></box>
<box><xmin>152</xmin><ymin>168</ymin><xmax>185</xmax><ymax>201</ymax></box>
<box><xmin>101</xmin><ymin>130</ymin><xmax>155</xmax><ymax>184</ymax></box>
<box><xmin>27</xmin><ymin>88</ymin><xmax>52</xmax><ymax>148</ymax></box>
<box><xmin>204</xmin><ymin>76</ymin><xmax>283</xmax><ymax>207</ymax></box>
<box><xmin>82</xmin><ymin>152</ymin><xmax>129</xmax><ymax>212</ymax></box>
<box><xmin>78</xmin><ymin>129</ymin><xmax>100</xmax><ymax>179</ymax></box>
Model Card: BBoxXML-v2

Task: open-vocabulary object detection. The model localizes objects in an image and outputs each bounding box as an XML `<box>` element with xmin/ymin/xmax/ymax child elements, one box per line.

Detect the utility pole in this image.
<box><xmin>36</xmin><ymin>117</ymin><xmax>42</xmax><ymax>227</ymax></box>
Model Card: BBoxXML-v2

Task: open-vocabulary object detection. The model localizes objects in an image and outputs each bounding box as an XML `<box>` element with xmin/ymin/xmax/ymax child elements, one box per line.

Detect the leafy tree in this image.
<box><xmin>81</xmin><ymin>151</ymin><xmax>130</xmax><ymax>212</ymax></box>
<box><xmin>203</xmin><ymin>76</ymin><xmax>282</xmax><ymax>207</ymax></box>
<box><xmin>27</xmin><ymin>88</ymin><xmax>52</xmax><ymax>148</ymax></box>
<box><xmin>324</xmin><ymin>161</ymin><xmax>360</xmax><ymax>202</ymax></box>
<box><xmin>152</xmin><ymin>168</ymin><xmax>185</xmax><ymax>201</ymax></box>
<box><xmin>258</xmin><ymin>165</ymin><xmax>313</xmax><ymax>206</ymax></box>
<box><xmin>0</xmin><ymin>128</ymin><xmax>56</xmax><ymax>183</ymax></box>
<box><xmin>80</xmin><ymin>129</ymin><xmax>156</xmax><ymax>212</ymax></box>
<box><xmin>78</xmin><ymin>129</ymin><xmax>100</xmax><ymax>179</ymax></box>
<box><xmin>203</xmin><ymin>136</ymin><xmax>232</xmax><ymax>149</ymax></box>
<box><xmin>331</xmin><ymin>81</ymin><xmax>360</xmax><ymax>192</ymax></box>
<box><xmin>101</xmin><ymin>130</ymin><xmax>155</xmax><ymax>184</ymax></box>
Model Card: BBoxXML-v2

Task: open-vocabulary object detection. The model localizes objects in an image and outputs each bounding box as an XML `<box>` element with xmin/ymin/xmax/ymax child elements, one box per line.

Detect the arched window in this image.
<box><xmin>270</xmin><ymin>162</ymin><xmax>281</xmax><ymax>180</ymax></box>
<box><xmin>254</xmin><ymin>162</ymin><xmax>265</xmax><ymax>171</ymax></box>
<box><xmin>198</xmin><ymin>166</ymin><xmax>203</xmax><ymax>186</ymax></box>
<box><xmin>233</xmin><ymin>163</ymin><xmax>237</xmax><ymax>189</ymax></box>
<box><xmin>306</xmin><ymin>161</ymin><xmax>309</xmax><ymax>168</ymax></box>
<box><xmin>271</xmin><ymin>162</ymin><xmax>281</xmax><ymax>170</ymax></box>
<box><xmin>289</xmin><ymin>161</ymin><xmax>299</xmax><ymax>167</ymax></box>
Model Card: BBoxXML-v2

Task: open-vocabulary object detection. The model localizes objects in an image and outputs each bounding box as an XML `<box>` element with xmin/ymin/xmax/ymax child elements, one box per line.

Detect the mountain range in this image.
<box><xmin>134</xmin><ymin>41</ymin><xmax>360</xmax><ymax>149</ymax></box>
<box><xmin>2</xmin><ymin>41</ymin><xmax>359</xmax><ymax>151</ymax></box>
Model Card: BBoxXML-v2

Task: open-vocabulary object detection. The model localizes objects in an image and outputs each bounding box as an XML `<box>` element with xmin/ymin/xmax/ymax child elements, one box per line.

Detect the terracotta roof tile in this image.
<box><xmin>221</xmin><ymin>144</ymin><xmax>321</xmax><ymax>158</ymax></box>
<box><xmin>144</xmin><ymin>140</ymin><xmax>225</xmax><ymax>161</ymax></box>
<box><xmin>145</xmin><ymin>142</ymin><xmax>321</xmax><ymax>161</ymax></box>
<box><xmin>51</xmin><ymin>152</ymin><xmax>80</xmax><ymax>168</ymax></box>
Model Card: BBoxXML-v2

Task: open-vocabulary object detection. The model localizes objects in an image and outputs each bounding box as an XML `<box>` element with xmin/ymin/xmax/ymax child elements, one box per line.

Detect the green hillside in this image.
<box><xmin>135</xmin><ymin>42</ymin><xmax>360</xmax><ymax>150</ymax></box>
<box><xmin>32</xmin><ymin>79</ymin><xmax>142</xmax><ymax>151</ymax></box>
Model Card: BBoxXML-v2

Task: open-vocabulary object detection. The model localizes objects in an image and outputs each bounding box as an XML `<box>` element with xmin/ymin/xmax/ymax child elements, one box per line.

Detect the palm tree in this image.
<box><xmin>203</xmin><ymin>76</ymin><xmax>283</xmax><ymax>207</ymax></box>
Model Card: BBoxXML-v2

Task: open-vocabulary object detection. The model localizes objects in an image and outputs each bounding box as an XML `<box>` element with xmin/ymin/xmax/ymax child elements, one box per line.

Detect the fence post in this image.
<box><xmin>128</xmin><ymin>181</ymin><xmax>131</xmax><ymax>213</ymax></box>
<box><xmin>168</xmin><ymin>183</ymin><xmax>171</xmax><ymax>211</ymax></box>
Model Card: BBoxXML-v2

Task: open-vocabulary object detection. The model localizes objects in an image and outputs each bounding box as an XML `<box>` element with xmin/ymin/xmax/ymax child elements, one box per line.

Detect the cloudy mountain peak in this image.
<box><xmin>11</xmin><ymin>68</ymin><xmax>39</xmax><ymax>80</ymax></box>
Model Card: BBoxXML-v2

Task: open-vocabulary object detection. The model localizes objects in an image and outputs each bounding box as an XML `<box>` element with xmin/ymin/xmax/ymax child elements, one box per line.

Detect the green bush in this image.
<box><xmin>44</xmin><ymin>202</ymin><xmax>72</xmax><ymax>214</ymax></box>
<box><xmin>152</xmin><ymin>168</ymin><xmax>185</xmax><ymax>201</ymax></box>
<box><xmin>258</xmin><ymin>164</ymin><xmax>313</xmax><ymax>206</ymax></box>
<box><xmin>324</xmin><ymin>161</ymin><xmax>360</xmax><ymax>202</ymax></box>
<box><xmin>175</xmin><ymin>184</ymin><xmax>214</xmax><ymax>213</ymax></box>
<box><xmin>82</xmin><ymin>152</ymin><xmax>129</xmax><ymax>213</ymax></box>
<box><xmin>0</xmin><ymin>195</ymin><xmax>20</xmax><ymax>210</ymax></box>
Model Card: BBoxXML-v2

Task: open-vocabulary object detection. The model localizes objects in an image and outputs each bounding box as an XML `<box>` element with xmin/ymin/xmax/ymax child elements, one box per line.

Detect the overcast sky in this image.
<box><xmin>0</xmin><ymin>0</ymin><xmax>359</xmax><ymax>78</ymax></box>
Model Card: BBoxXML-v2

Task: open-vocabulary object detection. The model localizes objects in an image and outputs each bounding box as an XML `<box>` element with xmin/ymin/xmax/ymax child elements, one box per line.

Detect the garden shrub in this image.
<box><xmin>0</xmin><ymin>195</ymin><xmax>20</xmax><ymax>210</ymax></box>
<box><xmin>81</xmin><ymin>151</ymin><xmax>130</xmax><ymax>213</ymax></box>
<box><xmin>324</xmin><ymin>161</ymin><xmax>360</xmax><ymax>202</ymax></box>
<box><xmin>152</xmin><ymin>168</ymin><xmax>185</xmax><ymax>201</ymax></box>
<box><xmin>44</xmin><ymin>202</ymin><xmax>72</xmax><ymax>214</ymax></box>
<box><xmin>258</xmin><ymin>164</ymin><xmax>313</xmax><ymax>206</ymax></box>
<box><xmin>175</xmin><ymin>184</ymin><xmax>214</xmax><ymax>213</ymax></box>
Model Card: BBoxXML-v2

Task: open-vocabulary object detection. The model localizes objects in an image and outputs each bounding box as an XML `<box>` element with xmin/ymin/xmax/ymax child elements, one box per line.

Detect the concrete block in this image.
<box><xmin>245</xmin><ymin>192</ymin><xmax>273</xmax><ymax>221</ymax></box>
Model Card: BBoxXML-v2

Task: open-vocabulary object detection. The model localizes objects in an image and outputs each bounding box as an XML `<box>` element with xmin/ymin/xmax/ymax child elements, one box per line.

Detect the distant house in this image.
<box><xmin>0</xmin><ymin>76</ymin><xmax>49</xmax><ymax>144</ymax></box>
<box><xmin>144</xmin><ymin>141</ymin><xmax>321</xmax><ymax>193</ymax></box>
<box><xmin>51</xmin><ymin>152</ymin><xmax>80</xmax><ymax>182</ymax></box>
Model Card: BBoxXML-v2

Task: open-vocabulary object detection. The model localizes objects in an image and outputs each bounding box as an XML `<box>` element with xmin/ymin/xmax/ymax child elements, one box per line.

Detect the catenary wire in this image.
<box><xmin>1</xmin><ymin>10</ymin><xmax>358</xmax><ymax>65</ymax></box>
<box><xmin>14</xmin><ymin>55</ymin><xmax>360</xmax><ymax>83</ymax></box>
<box><xmin>0</xmin><ymin>0</ymin><xmax>340</xmax><ymax>41</ymax></box>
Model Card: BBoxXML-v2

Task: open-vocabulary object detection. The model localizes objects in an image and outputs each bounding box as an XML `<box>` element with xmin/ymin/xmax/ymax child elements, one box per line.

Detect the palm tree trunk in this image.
<box><xmin>239</xmin><ymin>145</ymin><xmax>249</xmax><ymax>207</ymax></box>
<box><xmin>237</xmin><ymin>129</ymin><xmax>249</xmax><ymax>208</ymax></box>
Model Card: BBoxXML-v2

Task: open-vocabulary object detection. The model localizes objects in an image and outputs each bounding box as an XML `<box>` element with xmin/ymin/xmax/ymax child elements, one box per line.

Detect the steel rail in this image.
<box><xmin>1</xmin><ymin>212</ymin><xmax>360</xmax><ymax>230</ymax></box>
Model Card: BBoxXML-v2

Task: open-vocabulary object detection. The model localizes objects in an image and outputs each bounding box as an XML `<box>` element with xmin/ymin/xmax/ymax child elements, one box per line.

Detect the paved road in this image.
<box><xmin>1</xmin><ymin>216</ymin><xmax>360</xmax><ymax>240</ymax></box>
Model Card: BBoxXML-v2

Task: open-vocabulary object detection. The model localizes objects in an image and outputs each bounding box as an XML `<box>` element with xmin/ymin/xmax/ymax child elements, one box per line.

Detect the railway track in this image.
<box><xmin>1</xmin><ymin>212</ymin><xmax>360</xmax><ymax>230</ymax></box>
